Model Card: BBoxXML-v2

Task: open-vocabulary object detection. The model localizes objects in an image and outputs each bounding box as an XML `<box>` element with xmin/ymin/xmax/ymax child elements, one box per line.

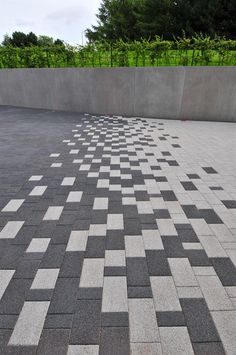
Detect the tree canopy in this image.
<box><xmin>2</xmin><ymin>32</ymin><xmax>64</xmax><ymax>47</ymax></box>
<box><xmin>86</xmin><ymin>0</ymin><xmax>236</xmax><ymax>42</ymax></box>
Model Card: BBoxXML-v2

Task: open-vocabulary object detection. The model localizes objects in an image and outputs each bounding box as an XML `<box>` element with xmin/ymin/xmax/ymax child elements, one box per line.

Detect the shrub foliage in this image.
<box><xmin>0</xmin><ymin>35</ymin><xmax>236</xmax><ymax>68</ymax></box>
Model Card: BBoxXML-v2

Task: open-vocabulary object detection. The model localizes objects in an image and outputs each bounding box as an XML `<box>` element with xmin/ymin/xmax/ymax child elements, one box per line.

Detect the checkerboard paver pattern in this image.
<box><xmin>0</xmin><ymin>107</ymin><xmax>236</xmax><ymax>354</ymax></box>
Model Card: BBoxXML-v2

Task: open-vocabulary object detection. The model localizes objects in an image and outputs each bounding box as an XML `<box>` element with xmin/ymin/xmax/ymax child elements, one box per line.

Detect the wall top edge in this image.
<box><xmin>0</xmin><ymin>66</ymin><xmax>235</xmax><ymax>72</ymax></box>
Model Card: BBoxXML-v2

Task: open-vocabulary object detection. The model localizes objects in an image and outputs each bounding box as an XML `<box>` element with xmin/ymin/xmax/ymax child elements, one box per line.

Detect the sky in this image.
<box><xmin>0</xmin><ymin>0</ymin><xmax>101</xmax><ymax>45</ymax></box>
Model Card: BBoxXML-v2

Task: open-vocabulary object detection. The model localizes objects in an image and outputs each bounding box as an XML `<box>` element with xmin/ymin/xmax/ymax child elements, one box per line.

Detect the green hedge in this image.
<box><xmin>1</xmin><ymin>35</ymin><xmax>236</xmax><ymax>68</ymax></box>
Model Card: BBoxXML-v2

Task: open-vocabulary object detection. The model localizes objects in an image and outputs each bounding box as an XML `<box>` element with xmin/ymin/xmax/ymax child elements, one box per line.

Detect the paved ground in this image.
<box><xmin>0</xmin><ymin>106</ymin><xmax>236</xmax><ymax>355</ymax></box>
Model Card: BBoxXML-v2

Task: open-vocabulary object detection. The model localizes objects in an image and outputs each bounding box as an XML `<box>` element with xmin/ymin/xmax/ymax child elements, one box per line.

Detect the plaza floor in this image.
<box><xmin>0</xmin><ymin>106</ymin><xmax>236</xmax><ymax>355</ymax></box>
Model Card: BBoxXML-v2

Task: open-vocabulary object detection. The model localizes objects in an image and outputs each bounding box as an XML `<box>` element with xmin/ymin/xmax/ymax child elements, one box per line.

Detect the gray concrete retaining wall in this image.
<box><xmin>0</xmin><ymin>67</ymin><xmax>235</xmax><ymax>121</ymax></box>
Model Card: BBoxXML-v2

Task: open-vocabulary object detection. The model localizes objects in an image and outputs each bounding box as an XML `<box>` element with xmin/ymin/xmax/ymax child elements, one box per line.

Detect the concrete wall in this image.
<box><xmin>0</xmin><ymin>67</ymin><xmax>235</xmax><ymax>121</ymax></box>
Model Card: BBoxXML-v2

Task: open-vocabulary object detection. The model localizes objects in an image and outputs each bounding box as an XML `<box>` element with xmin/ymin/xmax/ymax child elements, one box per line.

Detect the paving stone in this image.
<box><xmin>142</xmin><ymin>229</ymin><xmax>164</xmax><ymax>250</ymax></box>
<box><xmin>67</xmin><ymin>345</ymin><xmax>99</xmax><ymax>355</ymax></box>
<box><xmin>85</xmin><ymin>236</ymin><xmax>106</xmax><ymax>258</ymax></box>
<box><xmin>190</xmin><ymin>219</ymin><xmax>213</xmax><ymax>236</ymax></box>
<box><xmin>48</xmin><ymin>278</ymin><xmax>79</xmax><ymax>314</ymax></box>
<box><xmin>71</xmin><ymin>300</ymin><xmax>101</xmax><ymax>344</ymax></box>
<box><xmin>177</xmin><ymin>286</ymin><xmax>203</xmax><ymax>299</ymax></box>
<box><xmin>197</xmin><ymin>275</ymin><xmax>233</xmax><ymax>310</ymax></box>
<box><xmin>177</xmin><ymin>228</ymin><xmax>199</xmax><ymax>242</ymax></box>
<box><xmin>192</xmin><ymin>342</ymin><xmax>226</xmax><ymax>355</ymax></box>
<box><xmin>59</xmin><ymin>251</ymin><xmax>84</xmax><ymax>278</ymax></box>
<box><xmin>66</xmin><ymin>191</ymin><xmax>82</xmax><ymax>203</ymax></box>
<box><xmin>0</xmin><ymin>278</ymin><xmax>32</xmax><ymax>314</ymax></box>
<box><xmin>8</xmin><ymin>301</ymin><xmax>50</xmax><ymax>346</ymax></box>
<box><xmin>26</xmin><ymin>238</ymin><xmax>51</xmax><ymax>253</ymax></box>
<box><xmin>0</xmin><ymin>270</ymin><xmax>15</xmax><ymax>300</ymax></box>
<box><xmin>211</xmin><ymin>257</ymin><xmax>236</xmax><ymax>286</ymax></box>
<box><xmin>211</xmin><ymin>311</ymin><xmax>236</xmax><ymax>355</ymax></box>
<box><xmin>78</xmin><ymin>287</ymin><xmax>103</xmax><ymax>300</ymax></box>
<box><xmin>40</xmin><ymin>244</ymin><xmax>66</xmax><ymax>268</ymax></box>
<box><xmin>44</xmin><ymin>314</ymin><xmax>73</xmax><ymax>329</ymax></box>
<box><xmin>101</xmin><ymin>312</ymin><xmax>129</xmax><ymax>327</ymax></box>
<box><xmin>104</xmin><ymin>250</ymin><xmax>126</xmax><ymax>267</ymax></box>
<box><xmin>146</xmin><ymin>250</ymin><xmax>171</xmax><ymax>276</ymax></box>
<box><xmin>126</xmin><ymin>257</ymin><xmax>150</xmax><ymax>286</ymax></box>
<box><xmin>100</xmin><ymin>327</ymin><xmax>129</xmax><ymax>355</ymax></box>
<box><xmin>93</xmin><ymin>198</ymin><xmax>108</xmax><ymax>210</ymax></box>
<box><xmin>102</xmin><ymin>277</ymin><xmax>128</xmax><ymax>313</ymax></box>
<box><xmin>197</xmin><ymin>235</ymin><xmax>227</xmax><ymax>258</ymax></box>
<box><xmin>107</xmin><ymin>214</ymin><xmax>124</xmax><ymax>230</ymax></box>
<box><xmin>185</xmin><ymin>249</ymin><xmax>212</xmax><ymax>266</ymax></box>
<box><xmin>157</xmin><ymin>219</ymin><xmax>178</xmax><ymax>236</ymax></box>
<box><xmin>125</xmin><ymin>235</ymin><xmax>145</xmax><ymax>257</ymax></box>
<box><xmin>130</xmin><ymin>343</ymin><xmax>162</xmax><ymax>355</ymax></box>
<box><xmin>128</xmin><ymin>286</ymin><xmax>153</xmax><ymax>298</ymax></box>
<box><xmin>156</xmin><ymin>311</ymin><xmax>185</xmax><ymax>326</ymax></box>
<box><xmin>168</xmin><ymin>258</ymin><xmax>198</xmax><ymax>286</ymax></box>
<box><xmin>31</xmin><ymin>269</ymin><xmax>59</xmax><ymax>289</ymax></box>
<box><xmin>89</xmin><ymin>224</ymin><xmax>107</xmax><ymax>236</ymax></box>
<box><xmin>29</xmin><ymin>176</ymin><xmax>43</xmax><ymax>181</ymax></box>
<box><xmin>79</xmin><ymin>258</ymin><xmax>104</xmax><ymax>288</ymax></box>
<box><xmin>129</xmin><ymin>298</ymin><xmax>159</xmax><ymax>342</ymax></box>
<box><xmin>29</xmin><ymin>186</ymin><xmax>47</xmax><ymax>196</ymax></box>
<box><xmin>43</xmin><ymin>206</ymin><xmax>63</xmax><ymax>220</ymax></box>
<box><xmin>151</xmin><ymin>276</ymin><xmax>181</xmax><ymax>311</ymax></box>
<box><xmin>180</xmin><ymin>298</ymin><xmax>220</xmax><ymax>342</ymax></box>
<box><xmin>159</xmin><ymin>327</ymin><xmax>194</xmax><ymax>355</ymax></box>
<box><xmin>2</xmin><ymin>199</ymin><xmax>25</xmax><ymax>212</ymax></box>
<box><xmin>192</xmin><ymin>266</ymin><xmax>216</xmax><ymax>276</ymax></box>
<box><xmin>0</xmin><ymin>314</ymin><xmax>18</xmax><ymax>329</ymax></box>
<box><xmin>61</xmin><ymin>177</ymin><xmax>75</xmax><ymax>186</ymax></box>
<box><xmin>124</xmin><ymin>218</ymin><xmax>142</xmax><ymax>235</ymax></box>
<box><xmin>0</xmin><ymin>221</ymin><xmax>24</xmax><ymax>239</ymax></box>
<box><xmin>162</xmin><ymin>235</ymin><xmax>186</xmax><ymax>257</ymax></box>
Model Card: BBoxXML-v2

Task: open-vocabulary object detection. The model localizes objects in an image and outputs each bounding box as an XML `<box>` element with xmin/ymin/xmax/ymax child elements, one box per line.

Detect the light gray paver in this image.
<box><xmin>177</xmin><ymin>287</ymin><xmax>203</xmax><ymax>299</ymax></box>
<box><xmin>105</xmin><ymin>250</ymin><xmax>126</xmax><ymax>267</ymax></box>
<box><xmin>102</xmin><ymin>277</ymin><xmax>128</xmax><ymax>312</ymax></box>
<box><xmin>67</xmin><ymin>345</ymin><xmax>99</xmax><ymax>355</ymax></box>
<box><xmin>197</xmin><ymin>275</ymin><xmax>233</xmax><ymax>310</ymax></box>
<box><xmin>129</xmin><ymin>299</ymin><xmax>160</xmax><ymax>343</ymax></box>
<box><xmin>31</xmin><ymin>269</ymin><xmax>59</xmax><ymax>289</ymax></box>
<box><xmin>107</xmin><ymin>214</ymin><xmax>124</xmax><ymax>230</ymax></box>
<box><xmin>29</xmin><ymin>175</ymin><xmax>43</xmax><ymax>181</ymax></box>
<box><xmin>125</xmin><ymin>235</ymin><xmax>145</xmax><ymax>257</ymax></box>
<box><xmin>26</xmin><ymin>238</ymin><xmax>51</xmax><ymax>253</ymax></box>
<box><xmin>61</xmin><ymin>177</ymin><xmax>75</xmax><ymax>186</ymax></box>
<box><xmin>0</xmin><ymin>270</ymin><xmax>15</xmax><ymax>300</ymax></box>
<box><xmin>189</xmin><ymin>219</ymin><xmax>213</xmax><ymax>236</ymax></box>
<box><xmin>197</xmin><ymin>234</ymin><xmax>227</xmax><ymax>257</ymax></box>
<box><xmin>93</xmin><ymin>197</ymin><xmax>109</xmax><ymax>210</ymax></box>
<box><xmin>168</xmin><ymin>258</ymin><xmax>198</xmax><ymax>287</ymax></box>
<box><xmin>8</xmin><ymin>301</ymin><xmax>50</xmax><ymax>346</ymax></box>
<box><xmin>66</xmin><ymin>231</ymin><xmax>88</xmax><ymax>251</ymax></box>
<box><xmin>66</xmin><ymin>191</ymin><xmax>82</xmax><ymax>203</ymax></box>
<box><xmin>211</xmin><ymin>311</ymin><xmax>236</xmax><ymax>355</ymax></box>
<box><xmin>142</xmin><ymin>230</ymin><xmax>164</xmax><ymax>250</ymax></box>
<box><xmin>79</xmin><ymin>258</ymin><xmax>104</xmax><ymax>288</ymax></box>
<box><xmin>157</xmin><ymin>219</ymin><xmax>178</xmax><ymax>236</ymax></box>
<box><xmin>29</xmin><ymin>186</ymin><xmax>47</xmax><ymax>196</ymax></box>
<box><xmin>0</xmin><ymin>221</ymin><xmax>24</xmax><ymax>239</ymax></box>
<box><xmin>151</xmin><ymin>276</ymin><xmax>182</xmax><ymax>312</ymax></box>
<box><xmin>2</xmin><ymin>199</ymin><xmax>24</xmax><ymax>212</ymax></box>
<box><xmin>43</xmin><ymin>206</ymin><xmax>63</xmax><ymax>220</ymax></box>
<box><xmin>159</xmin><ymin>327</ymin><xmax>194</xmax><ymax>355</ymax></box>
<box><xmin>89</xmin><ymin>224</ymin><xmax>107</xmax><ymax>236</ymax></box>
<box><xmin>130</xmin><ymin>343</ymin><xmax>162</xmax><ymax>355</ymax></box>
